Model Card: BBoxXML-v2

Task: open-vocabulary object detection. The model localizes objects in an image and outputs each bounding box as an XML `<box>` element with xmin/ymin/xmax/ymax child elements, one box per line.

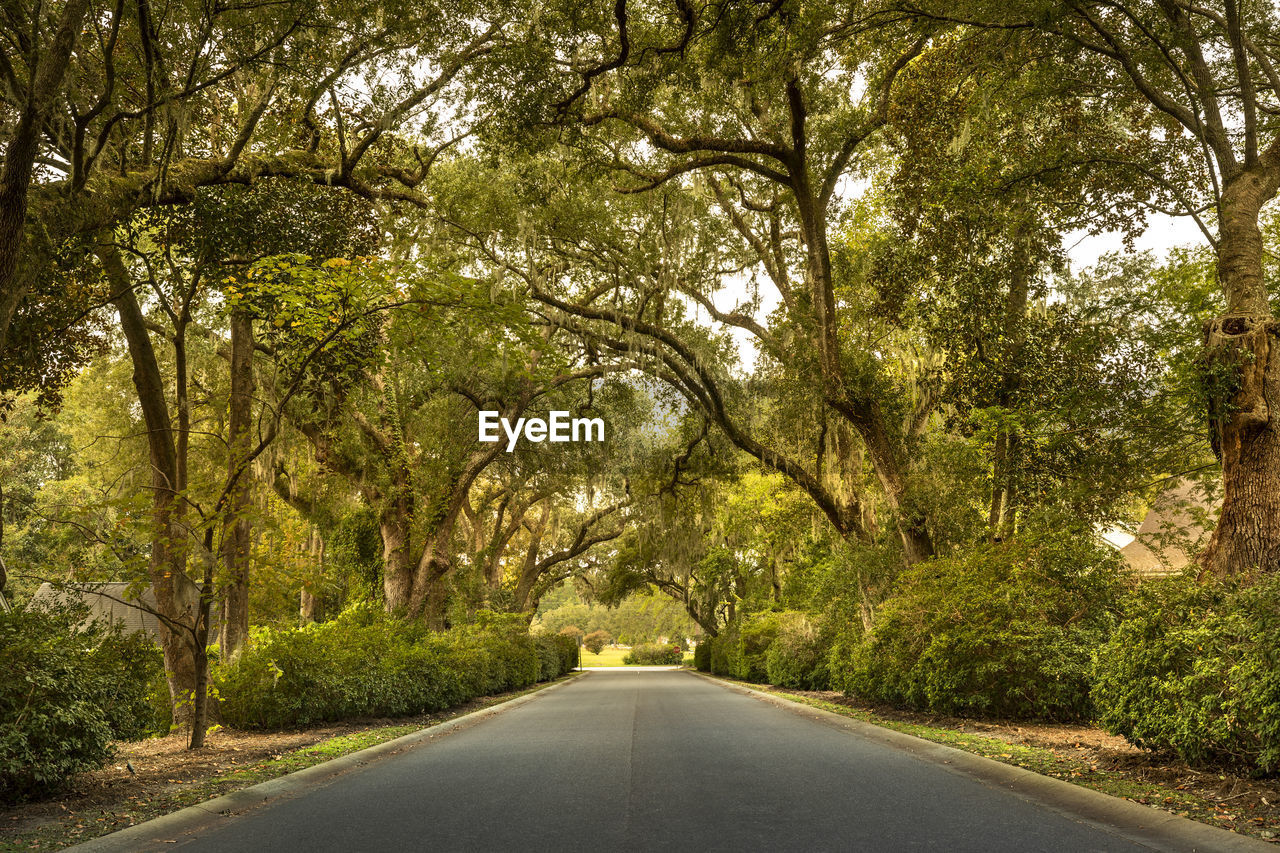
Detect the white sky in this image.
<box><xmin>1064</xmin><ymin>212</ymin><xmax>1210</xmax><ymax>271</ymax></box>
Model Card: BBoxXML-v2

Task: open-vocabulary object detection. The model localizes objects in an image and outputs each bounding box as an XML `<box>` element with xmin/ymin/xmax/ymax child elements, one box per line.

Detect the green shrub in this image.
<box><xmin>215</xmin><ymin>607</ymin><xmax>546</xmax><ymax>729</ymax></box>
<box><xmin>824</xmin><ymin>618</ymin><xmax>866</xmax><ymax>695</ymax></box>
<box><xmin>623</xmin><ymin>643</ymin><xmax>683</xmax><ymax>665</ymax></box>
<box><xmin>535</xmin><ymin>634</ymin><xmax>577</xmax><ymax>680</ymax></box>
<box><xmin>1</xmin><ymin>604</ymin><xmax>164</xmax><ymax>803</ymax></box>
<box><xmin>1094</xmin><ymin>574</ymin><xmax>1280</xmax><ymax>772</ymax></box>
<box><xmin>693</xmin><ymin>639</ymin><xmax>712</xmax><ymax>672</ymax></box>
<box><xmin>766</xmin><ymin>612</ymin><xmax>829</xmax><ymax>690</ymax></box>
<box><xmin>842</xmin><ymin>531</ymin><xmax>1124</xmax><ymax>721</ymax></box>
<box><xmin>703</xmin><ymin>613</ymin><xmax>783</xmax><ymax>681</ymax></box>
<box><xmin>729</xmin><ymin>612</ymin><xmax>783</xmax><ymax>682</ymax></box>
<box><xmin>709</xmin><ymin>623</ymin><xmax>735</xmax><ymax>676</ymax></box>
<box><xmin>551</xmin><ymin>633</ymin><xmax>579</xmax><ymax>674</ymax></box>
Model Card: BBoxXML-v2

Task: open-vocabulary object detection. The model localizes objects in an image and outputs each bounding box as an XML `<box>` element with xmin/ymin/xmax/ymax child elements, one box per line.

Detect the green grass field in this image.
<box><xmin>579</xmin><ymin>646</ymin><xmax>631</xmax><ymax>666</ymax></box>
<box><xmin>578</xmin><ymin>647</ymin><xmax>696</xmax><ymax>667</ymax></box>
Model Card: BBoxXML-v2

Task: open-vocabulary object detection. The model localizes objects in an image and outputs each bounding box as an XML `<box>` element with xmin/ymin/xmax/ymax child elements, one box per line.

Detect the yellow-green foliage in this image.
<box><xmin>710</xmin><ymin>612</ymin><xmax>783</xmax><ymax>682</ymax></box>
<box><xmin>0</xmin><ymin>605</ymin><xmax>165</xmax><ymax>803</ymax></box>
<box><xmin>214</xmin><ymin>607</ymin><xmax>575</xmax><ymax>730</ymax></box>
<box><xmin>623</xmin><ymin>642</ymin><xmax>683</xmax><ymax>665</ymax></box>
<box><xmin>841</xmin><ymin>532</ymin><xmax>1124</xmax><ymax>721</ymax></box>
<box><xmin>766</xmin><ymin>613</ymin><xmax>829</xmax><ymax>690</ymax></box>
<box><xmin>1094</xmin><ymin>574</ymin><xmax>1280</xmax><ymax>772</ymax></box>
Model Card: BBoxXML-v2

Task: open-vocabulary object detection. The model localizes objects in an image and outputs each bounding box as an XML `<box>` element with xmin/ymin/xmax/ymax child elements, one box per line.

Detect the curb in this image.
<box><xmin>689</xmin><ymin>671</ymin><xmax>1273</xmax><ymax>853</ymax></box>
<box><xmin>65</xmin><ymin>672</ymin><xmax>589</xmax><ymax>853</ymax></box>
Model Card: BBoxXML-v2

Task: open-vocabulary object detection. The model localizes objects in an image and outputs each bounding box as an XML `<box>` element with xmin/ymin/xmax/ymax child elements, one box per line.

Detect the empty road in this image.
<box><xmin>125</xmin><ymin>670</ymin><xmax>1252</xmax><ymax>852</ymax></box>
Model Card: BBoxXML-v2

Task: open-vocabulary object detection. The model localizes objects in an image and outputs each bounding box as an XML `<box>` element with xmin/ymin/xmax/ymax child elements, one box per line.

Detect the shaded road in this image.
<box><xmin>156</xmin><ymin>670</ymin><xmax>1213</xmax><ymax>852</ymax></box>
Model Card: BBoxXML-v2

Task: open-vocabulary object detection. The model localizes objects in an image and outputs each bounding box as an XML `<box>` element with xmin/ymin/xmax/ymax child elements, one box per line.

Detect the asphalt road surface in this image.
<box><xmin>162</xmin><ymin>670</ymin><xmax>1177</xmax><ymax>852</ymax></box>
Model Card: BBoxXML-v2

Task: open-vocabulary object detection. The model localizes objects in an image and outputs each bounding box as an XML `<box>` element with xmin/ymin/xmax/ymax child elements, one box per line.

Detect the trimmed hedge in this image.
<box><xmin>709</xmin><ymin>612</ymin><xmax>783</xmax><ymax>682</ymax></box>
<box><xmin>214</xmin><ymin>607</ymin><xmax>576</xmax><ymax>730</ymax></box>
<box><xmin>623</xmin><ymin>642</ymin><xmax>683</xmax><ymax>665</ymax></box>
<box><xmin>1</xmin><ymin>604</ymin><xmax>165</xmax><ymax>803</ymax></box>
<box><xmin>693</xmin><ymin>639</ymin><xmax>712</xmax><ymax>672</ymax></box>
<box><xmin>538</xmin><ymin>633</ymin><xmax>579</xmax><ymax>680</ymax></box>
<box><xmin>840</xmin><ymin>533</ymin><xmax>1124</xmax><ymax>721</ymax></box>
<box><xmin>705</xmin><ymin>611</ymin><xmax>829</xmax><ymax>688</ymax></box>
<box><xmin>709</xmin><ymin>622</ymin><xmax>734</xmax><ymax>676</ymax></box>
<box><xmin>766</xmin><ymin>613</ymin><xmax>829</xmax><ymax>690</ymax></box>
<box><xmin>1094</xmin><ymin>574</ymin><xmax>1280</xmax><ymax>772</ymax></box>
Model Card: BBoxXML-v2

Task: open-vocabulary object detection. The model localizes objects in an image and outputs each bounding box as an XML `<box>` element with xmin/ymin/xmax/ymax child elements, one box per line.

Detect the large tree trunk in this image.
<box><xmin>404</xmin><ymin>444</ymin><xmax>505</xmax><ymax>622</ymax></box>
<box><xmin>795</xmin><ymin>178</ymin><xmax>935</xmax><ymax>564</ymax></box>
<box><xmin>989</xmin><ymin>232</ymin><xmax>1032</xmax><ymax>541</ymax></box>
<box><xmin>1201</xmin><ymin>170</ymin><xmax>1280</xmax><ymax>576</ymax></box>
<box><xmin>410</xmin><ymin>536</ymin><xmax>455</xmax><ymax>627</ymax></box>
<box><xmin>219</xmin><ymin>308</ymin><xmax>254</xmax><ymax>658</ymax></box>
<box><xmin>104</xmin><ymin>249</ymin><xmax>200</xmax><ymax>721</ymax></box>
<box><xmin>300</xmin><ymin>586</ymin><xmax>322</xmax><ymax>623</ymax></box>
<box><xmin>380</xmin><ymin>510</ymin><xmax>414</xmax><ymax>611</ymax></box>
<box><xmin>418</xmin><ymin>564</ymin><xmax>452</xmax><ymax>629</ymax></box>
<box><xmin>512</xmin><ymin>504</ymin><xmax>551</xmax><ymax>613</ymax></box>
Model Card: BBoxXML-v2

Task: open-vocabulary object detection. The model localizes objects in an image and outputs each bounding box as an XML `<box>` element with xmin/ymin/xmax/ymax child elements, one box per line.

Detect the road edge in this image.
<box><xmin>689</xmin><ymin>670</ymin><xmax>1272</xmax><ymax>853</ymax></box>
<box><xmin>64</xmin><ymin>671</ymin><xmax>590</xmax><ymax>853</ymax></box>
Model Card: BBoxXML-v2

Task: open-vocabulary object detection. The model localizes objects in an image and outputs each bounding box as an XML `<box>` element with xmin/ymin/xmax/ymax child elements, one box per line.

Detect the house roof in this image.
<box><xmin>28</xmin><ymin>582</ymin><xmax>163</xmax><ymax>638</ymax></box>
<box><xmin>1118</xmin><ymin>479</ymin><xmax>1219</xmax><ymax>578</ymax></box>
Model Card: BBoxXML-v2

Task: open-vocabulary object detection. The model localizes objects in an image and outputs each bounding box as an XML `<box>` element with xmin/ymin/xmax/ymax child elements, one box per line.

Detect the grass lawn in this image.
<box><xmin>577</xmin><ymin>647</ymin><xmax>695</xmax><ymax>667</ymax></box>
<box><xmin>579</xmin><ymin>646</ymin><xmax>631</xmax><ymax>666</ymax></box>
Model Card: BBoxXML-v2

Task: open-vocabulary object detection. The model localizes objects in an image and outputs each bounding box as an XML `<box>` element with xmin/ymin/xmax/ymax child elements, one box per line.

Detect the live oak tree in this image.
<box><xmin>276</xmin><ymin>253</ymin><xmax>631</xmax><ymax>624</ymax></box>
<box><xmin>494</xmin><ymin>0</ymin><xmax>945</xmax><ymax>562</ymax></box>
<box><xmin>461</xmin><ymin>387</ymin><xmax>638</xmax><ymax>616</ymax></box>
<box><xmin>898</xmin><ymin>0</ymin><xmax>1280</xmax><ymax>575</ymax></box>
<box><xmin>99</xmin><ymin>235</ymin><xmax>386</xmax><ymax>745</ymax></box>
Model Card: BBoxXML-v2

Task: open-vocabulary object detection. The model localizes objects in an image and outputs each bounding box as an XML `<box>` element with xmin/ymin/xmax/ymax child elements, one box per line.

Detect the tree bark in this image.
<box><xmin>512</xmin><ymin>504</ymin><xmax>551</xmax><ymax>613</ymax></box>
<box><xmin>989</xmin><ymin>231</ymin><xmax>1031</xmax><ymax>541</ymax></box>
<box><xmin>103</xmin><ymin>245</ymin><xmax>200</xmax><ymax>722</ymax></box>
<box><xmin>219</xmin><ymin>308</ymin><xmax>254</xmax><ymax>658</ymax></box>
<box><xmin>300</xmin><ymin>586</ymin><xmax>322</xmax><ymax>623</ymax></box>
<box><xmin>1201</xmin><ymin>168</ymin><xmax>1280</xmax><ymax>575</ymax></box>
<box><xmin>380</xmin><ymin>508</ymin><xmax>414</xmax><ymax>610</ymax></box>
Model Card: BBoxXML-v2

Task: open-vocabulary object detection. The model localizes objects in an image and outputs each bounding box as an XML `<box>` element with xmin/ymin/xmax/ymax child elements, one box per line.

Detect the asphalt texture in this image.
<box><xmin>138</xmin><ymin>669</ymin><xmax>1201</xmax><ymax>853</ymax></box>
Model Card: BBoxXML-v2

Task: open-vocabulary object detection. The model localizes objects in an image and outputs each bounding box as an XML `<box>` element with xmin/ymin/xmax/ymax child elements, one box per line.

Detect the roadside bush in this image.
<box><xmin>709</xmin><ymin>622</ymin><xmax>735</xmax><ymax>676</ymax></box>
<box><xmin>824</xmin><ymin>618</ymin><xmax>866</xmax><ymax>695</ymax></box>
<box><xmin>1094</xmin><ymin>574</ymin><xmax>1280</xmax><ymax>772</ymax></box>
<box><xmin>842</xmin><ymin>531</ymin><xmax>1124</xmax><ymax>721</ymax></box>
<box><xmin>537</xmin><ymin>634</ymin><xmax>578</xmax><ymax>680</ymax></box>
<box><xmin>717</xmin><ymin>612</ymin><xmax>783</xmax><ymax>682</ymax></box>
<box><xmin>554</xmin><ymin>633</ymin><xmax>579</xmax><ymax>673</ymax></box>
<box><xmin>583</xmin><ymin>629</ymin><xmax>612</xmax><ymax>655</ymax></box>
<box><xmin>766</xmin><ymin>613</ymin><xmax>829</xmax><ymax>690</ymax></box>
<box><xmin>693</xmin><ymin>640</ymin><xmax>712</xmax><ymax>672</ymax></box>
<box><xmin>215</xmin><ymin>607</ymin><xmax>567</xmax><ymax>730</ymax></box>
<box><xmin>1</xmin><ymin>604</ymin><xmax>165</xmax><ymax>803</ymax></box>
<box><xmin>623</xmin><ymin>643</ymin><xmax>683</xmax><ymax>665</ymax></box>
